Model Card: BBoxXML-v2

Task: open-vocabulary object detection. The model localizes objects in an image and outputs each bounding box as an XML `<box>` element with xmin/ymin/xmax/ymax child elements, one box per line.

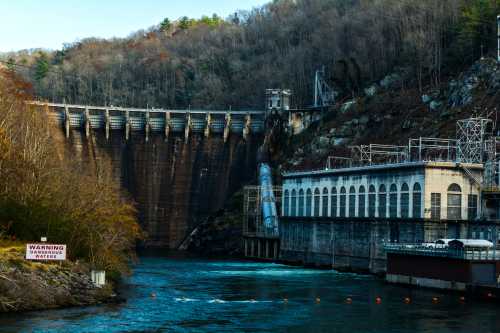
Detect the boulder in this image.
<box><xmin>421</xmin><ymin>94</ymin><xmax>432</xmax><ymax>104</ymax></box>
<box><xmin>316</xmin><ymin>136</ymin><xmax>330</xmax><ymax>149</ymax></box>
<box><xmin>364</xmin><ymin>85</ymin><xmax>377</xmax><ymax>97</ymax></box>
<box><xmin>380</xmin><ymin>73</ymin><xmax>402</xmax><ymax>90</ymax></box>
<box><xmin>429</xmin><ymin>100</ymin><xmax>442</xmax><ymax>111</ymax></box>
<box><xmin>447</xmin><ymin>58</ymin><xmax>500</xmax><ymax>107</ymax></box>
<box><xmin>330</xmin><ymin>137</ymin><xmax>348</xmax><ymax>146</ymax></box>
<box><xmin>359</xmin><ymin>116</ymin><xmax>369</xmax><ymax>125</ymax></box>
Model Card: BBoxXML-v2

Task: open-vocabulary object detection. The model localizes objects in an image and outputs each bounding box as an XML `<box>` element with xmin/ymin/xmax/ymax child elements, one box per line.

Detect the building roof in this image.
<box><xmin>283</xmin><ymin>161</ymin><xmax>483</xmax><ymax>179</ymax></box>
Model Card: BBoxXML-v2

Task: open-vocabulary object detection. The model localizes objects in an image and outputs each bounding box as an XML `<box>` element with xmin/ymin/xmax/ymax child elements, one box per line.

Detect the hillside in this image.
<box><xmin>280</xmin><ymin>57</ymin><xmax>500</xmax><ymax>172</ymax></box>
<box><xmin>3</xmin><ymin>0</ymin><xmax>499</xmax><ymax>111</ymax></box>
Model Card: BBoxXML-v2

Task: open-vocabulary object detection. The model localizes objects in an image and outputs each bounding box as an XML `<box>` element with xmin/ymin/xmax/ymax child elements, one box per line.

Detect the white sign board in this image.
<box><xmin>26</xmin><ymin>243</ymin><xmax>66</xmax><ymax>261</ymax></box>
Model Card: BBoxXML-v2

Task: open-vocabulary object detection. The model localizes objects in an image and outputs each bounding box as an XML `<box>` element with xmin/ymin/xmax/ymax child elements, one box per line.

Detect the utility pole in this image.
<box><xmin>497</xmin><ymin>15</ymin><xmax>500</xmax><ymax>62</ymax></box>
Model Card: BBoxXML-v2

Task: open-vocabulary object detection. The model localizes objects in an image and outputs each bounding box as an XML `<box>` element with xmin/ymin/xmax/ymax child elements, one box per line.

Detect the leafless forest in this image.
<box><xmin>6</xmin><ymin>0</ymin><xmax>499</xmax><ymax>109</ymax></box>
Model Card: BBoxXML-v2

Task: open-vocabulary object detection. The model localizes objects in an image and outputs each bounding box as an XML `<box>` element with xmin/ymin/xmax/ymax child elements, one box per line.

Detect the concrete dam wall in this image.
<box><xmin>279</xmin><ymin>217</ymin><xmax>500</xmax><ymax>274</ymax></box>
<box><xmin>63</xmin><ymin>129</ymin><xmax>261</xmax><ymax>248</ymax></box>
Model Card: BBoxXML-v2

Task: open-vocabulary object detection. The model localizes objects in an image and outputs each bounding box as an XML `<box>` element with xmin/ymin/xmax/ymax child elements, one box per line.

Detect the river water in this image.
<box><xmin>2</xmin><ymin>254</ymin><xmax>500</xmax><ymax>333</ymax></box>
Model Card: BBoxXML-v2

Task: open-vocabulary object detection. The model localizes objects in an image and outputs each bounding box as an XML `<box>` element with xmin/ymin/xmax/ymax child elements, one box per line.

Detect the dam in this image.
<box><xmin>28</xmin><ymin>101</ymin><xmax>266</xmax><ymax>248</ymax></box>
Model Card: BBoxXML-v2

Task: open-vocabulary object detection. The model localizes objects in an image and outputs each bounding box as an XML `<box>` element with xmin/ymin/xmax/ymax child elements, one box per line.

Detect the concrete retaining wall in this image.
<box><xmin>386</xmin><ymin>274</ymin><xmax>467</xmax><ymax>291</ymax></box>
<box><xmin>279</xmin><ymin>217</ymin><xmax>500</xmax><ymax>274</ymax></box>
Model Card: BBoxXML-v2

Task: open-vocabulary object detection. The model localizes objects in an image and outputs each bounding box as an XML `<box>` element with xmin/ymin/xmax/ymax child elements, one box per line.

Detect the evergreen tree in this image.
<box><xmin>6</xmin><ymin>58</ymin><xmax>15</xmax><ymax>71</ymax></box>
<box><xmin>34</xmin><ymin>53</ymin><xmax>49</xmax><ymax>81</ymax></box>
<box><xmin>160</xmin><ymin>17</ymin><xmax>171</xmax><ymax>32</ymax></box>
<box><xmin>458</xmin><ymin>0</ymin><xmax>499</xmax><ymax>60</ymax></box>
<box><xmin>178</xmin><ymin>16</ymin><xmax>192</xmax><ymax>30</ymax></box>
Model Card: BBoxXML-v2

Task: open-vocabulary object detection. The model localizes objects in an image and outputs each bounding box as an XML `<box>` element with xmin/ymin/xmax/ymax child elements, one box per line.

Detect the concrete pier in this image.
<box><xmin>243</xmin><ymin>236</ymin><xmax>280</xmax><ymax>260</ymax></box>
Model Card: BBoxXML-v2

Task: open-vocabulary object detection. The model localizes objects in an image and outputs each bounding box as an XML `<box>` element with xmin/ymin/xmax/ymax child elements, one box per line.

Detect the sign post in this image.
<box><xmin>26</xmin><ymin>243</ymin><xmax>67</xmax><ymax>261</ymax></box>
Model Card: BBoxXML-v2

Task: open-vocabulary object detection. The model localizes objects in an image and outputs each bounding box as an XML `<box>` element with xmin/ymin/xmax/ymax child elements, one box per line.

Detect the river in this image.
<box><xmin>1</xmin><ymin>253</ymin><xmax>499</xmax><ymax>333</ymax></box>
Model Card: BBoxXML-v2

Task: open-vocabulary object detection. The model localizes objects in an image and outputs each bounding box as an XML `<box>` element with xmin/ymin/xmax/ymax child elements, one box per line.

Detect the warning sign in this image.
<box><xmin>26</xmin><ymin>243</ymin><xmax>66</xmax><ymax>261</ymax></box>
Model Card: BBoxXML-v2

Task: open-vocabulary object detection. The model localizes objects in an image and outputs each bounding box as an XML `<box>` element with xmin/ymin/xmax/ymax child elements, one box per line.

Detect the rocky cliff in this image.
<box><xmin>178</xmin><ymin>190</ymin><xmax>245</xmax><ymax>256</ymax></box>
<box><xmin>283</xmin><ymin>58</ymin><xmax>500</xmax><ymax>172</ymax></box>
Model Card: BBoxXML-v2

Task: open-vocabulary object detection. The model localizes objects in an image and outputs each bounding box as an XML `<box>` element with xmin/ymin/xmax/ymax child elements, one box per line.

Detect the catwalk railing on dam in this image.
<box><xmin>27</xmin><ymin>101</ymin><xmax>266</xmax><ymax>141</ymax></box>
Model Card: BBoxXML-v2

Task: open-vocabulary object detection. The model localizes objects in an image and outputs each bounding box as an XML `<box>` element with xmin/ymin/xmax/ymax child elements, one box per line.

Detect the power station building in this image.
<box><xmin>282</xmin><ymin>117</ymin><xmax>499</xmax><ymax>223</ymax></box>
<box><xmin>275</xmin><ymin>117</ymin><xmax>500</xmax><ymax>272</ymax></box>
<box><xmin>282</xmin><ymin>161</ymin><xmax>482</xmax><ymax>222</ymax></box>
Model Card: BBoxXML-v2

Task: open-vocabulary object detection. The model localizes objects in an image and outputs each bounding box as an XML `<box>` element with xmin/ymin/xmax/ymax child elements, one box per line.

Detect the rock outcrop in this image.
<box><xmin>0</xmin><ymin>245</ymin><xmax>117</xmax><ymax>313</ymax></box>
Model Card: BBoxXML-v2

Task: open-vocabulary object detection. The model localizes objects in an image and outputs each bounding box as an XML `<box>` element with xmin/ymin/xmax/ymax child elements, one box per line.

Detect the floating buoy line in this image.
<box><xmin>168</xmin><ymin>295</ymin><xmax>477</xmax><ymax>304</ymax></box>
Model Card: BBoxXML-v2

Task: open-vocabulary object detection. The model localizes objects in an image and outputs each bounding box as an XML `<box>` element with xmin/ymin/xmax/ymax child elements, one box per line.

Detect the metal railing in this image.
<box><xmin>384</xmin><ymin>243</ymin><xmax>500</xmax><ymax>260</ymax></box>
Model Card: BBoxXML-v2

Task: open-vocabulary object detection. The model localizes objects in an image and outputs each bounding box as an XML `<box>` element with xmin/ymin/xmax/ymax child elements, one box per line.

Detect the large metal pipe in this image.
<box><xmin>259</xmin><ymin>163</ymin><xmax>279</xmax><ymax>235</ymax></box>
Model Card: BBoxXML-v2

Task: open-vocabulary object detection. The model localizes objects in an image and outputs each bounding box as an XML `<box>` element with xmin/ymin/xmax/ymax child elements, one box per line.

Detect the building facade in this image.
<box><xmin>282</xmin><ymin>162</ymin><xmax>483</xmax><ymax>222</ymax></box>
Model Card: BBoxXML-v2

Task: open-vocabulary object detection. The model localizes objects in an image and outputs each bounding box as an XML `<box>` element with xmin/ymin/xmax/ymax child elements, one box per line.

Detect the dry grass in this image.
<box><xmin>0</xmin><ymin>240</ymin><xmax>59</xmax><ymax>271</ymax></box>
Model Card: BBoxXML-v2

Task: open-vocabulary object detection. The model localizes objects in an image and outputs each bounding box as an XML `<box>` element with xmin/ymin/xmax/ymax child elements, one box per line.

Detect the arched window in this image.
<box><xmin>378</xmin><ymin>185</ymin><xmax>387</xmax><ymax>218</ymax></box>
<box><xmin>447</xmin><ymin>183</ymin><xmax>462</xmax><ymax>219</ymax></box>
<box><xmin>368</xmin><ymin>185</ymin><xmax>376</xmax><ymax>217</ymax></box>
<box><xmin>412</xmin><ymin>183</ymin><xmax>421</xmax><ymax>218</ymax></box>
<box><xmin>306</xmin><ymin>189</ymin><xmax>313</xmax><ymax>217</ymax></box>
<box><xmin>349</xmin><ymin>186</ymin><xmax>356</xmax><ymax>217</ymax></box>
<box><xmin>389</xmin><ymin>184</ymin><xmax>398</xmax><ymax>218</ymax></box>
<box><xmin>313</xmin><ymin>188</ymin><xmax>321</xmax><ymax>217</ymax></box>
<box><xmin>322</xmin><ymin>188</ymin><xmax>329</xmax><ymax>217</ymax></box>
<box><xmin>284</xmin><ymin>190</ymin><xmax>290</xmax><ymax>217</ymax></box>
<box><xmin>400</xmin><ymin>183</ymin><xmax>409</xmax><ymax>218</ymax></box>
<box><xmin>358</xmin><ymin>186</ymin><xmax>366</xmax><ymax>218</ymax></box>
<box><xmin>298</xmin><ymin>189</ymin><xmax>304</xmax><ymax>216</ymax></box>
<box><xmin>331</xmin><ymin>187</ymin><xmax>337</xmax><ymax>217</ymax></box>
<box><xmin>339</xmin><ymin>187</ymin><xmax>347</xmax><ymax>217</ymax></box>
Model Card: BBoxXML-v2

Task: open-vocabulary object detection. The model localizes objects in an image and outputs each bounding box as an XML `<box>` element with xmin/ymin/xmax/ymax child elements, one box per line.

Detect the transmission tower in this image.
<box><xmin>313</xmin><ymin>67</ymin><xmax>336</xmax><ymax>108</ymax></box>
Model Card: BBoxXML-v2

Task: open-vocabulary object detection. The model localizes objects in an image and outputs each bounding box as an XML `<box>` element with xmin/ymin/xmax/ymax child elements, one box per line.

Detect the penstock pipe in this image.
<box><xmin>259</xmin><ymin>163</ymin><xmax>279</xmax><ymax>235</ymax></box>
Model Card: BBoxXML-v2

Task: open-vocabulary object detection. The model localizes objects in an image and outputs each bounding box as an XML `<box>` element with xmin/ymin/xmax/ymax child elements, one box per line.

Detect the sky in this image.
<box><xmin>0</xmin><ymin>0</ymin><xmax>269</xmax><ymax>52</ymax></box>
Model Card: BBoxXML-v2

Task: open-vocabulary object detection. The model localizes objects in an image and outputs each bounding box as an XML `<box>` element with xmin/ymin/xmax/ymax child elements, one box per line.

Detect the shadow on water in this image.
<box><xmin>2</xmin><ymin>254</ymin><xmax>500</xmax><ymax>333</ymax></box>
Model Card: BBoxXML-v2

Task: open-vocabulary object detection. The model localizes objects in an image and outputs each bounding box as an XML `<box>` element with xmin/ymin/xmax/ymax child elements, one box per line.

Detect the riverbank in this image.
<box><xmin>0</xmin><ymin>241</ymin><xmax>118</xmax><ymax>313</ymax></box>
<box><xmin>3</xmin><ymin>255</ymin><xmax>499</xmax><ymax>333</ymax></box>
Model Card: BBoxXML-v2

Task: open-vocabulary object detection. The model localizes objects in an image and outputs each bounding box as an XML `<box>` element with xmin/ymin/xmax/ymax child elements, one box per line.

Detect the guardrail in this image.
<box><xmin>384</xmin><ymin>243</ymin><xmax>500</xmax><ymax>260</ymax></box>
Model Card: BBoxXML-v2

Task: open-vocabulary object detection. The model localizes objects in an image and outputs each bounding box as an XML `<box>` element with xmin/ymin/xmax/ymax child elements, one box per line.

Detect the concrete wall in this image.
<box><xmin>279</xmin><ymin>217</ymin><xmax>500</xmax><ymax>274</ymax></box>
<box><xmin>59</xmin><ymin>128</ymin><xmax>261</xmax><ymax>248</ymax></box>
<box><xmin>423</xmin><ymin>166</ymin><xmax>481</xmax><ymax>219</ymax></box>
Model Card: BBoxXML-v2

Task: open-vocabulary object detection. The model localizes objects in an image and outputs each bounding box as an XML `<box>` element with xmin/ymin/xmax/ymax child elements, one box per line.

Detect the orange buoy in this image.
<box><xmin>459</xmin><ymin>296</ymin><xmax>466</xmax><ymax>303</ymax></box>
<box><xmin>315</xmin><ymin>297</ymin><xmax>321</xmax><ymax>303</ymax></box>
<box><xmin>432</xmin><ymin>297</ymin><xmax>439</xmax><ymax>303</ymax></box>
<box><xmin>404</xmin><ymin>297</ymin><xmax>411</xmax><ymax>304</ymax></box>
<box><xmin>345</xmin><ymin>297</ymin><xmax>353</xmax><ymax>304</ymax></box>
<box><xmin>375</xmin><ymin>297</ymin><xmax>382</xmax><ymax>304</ymax></box>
